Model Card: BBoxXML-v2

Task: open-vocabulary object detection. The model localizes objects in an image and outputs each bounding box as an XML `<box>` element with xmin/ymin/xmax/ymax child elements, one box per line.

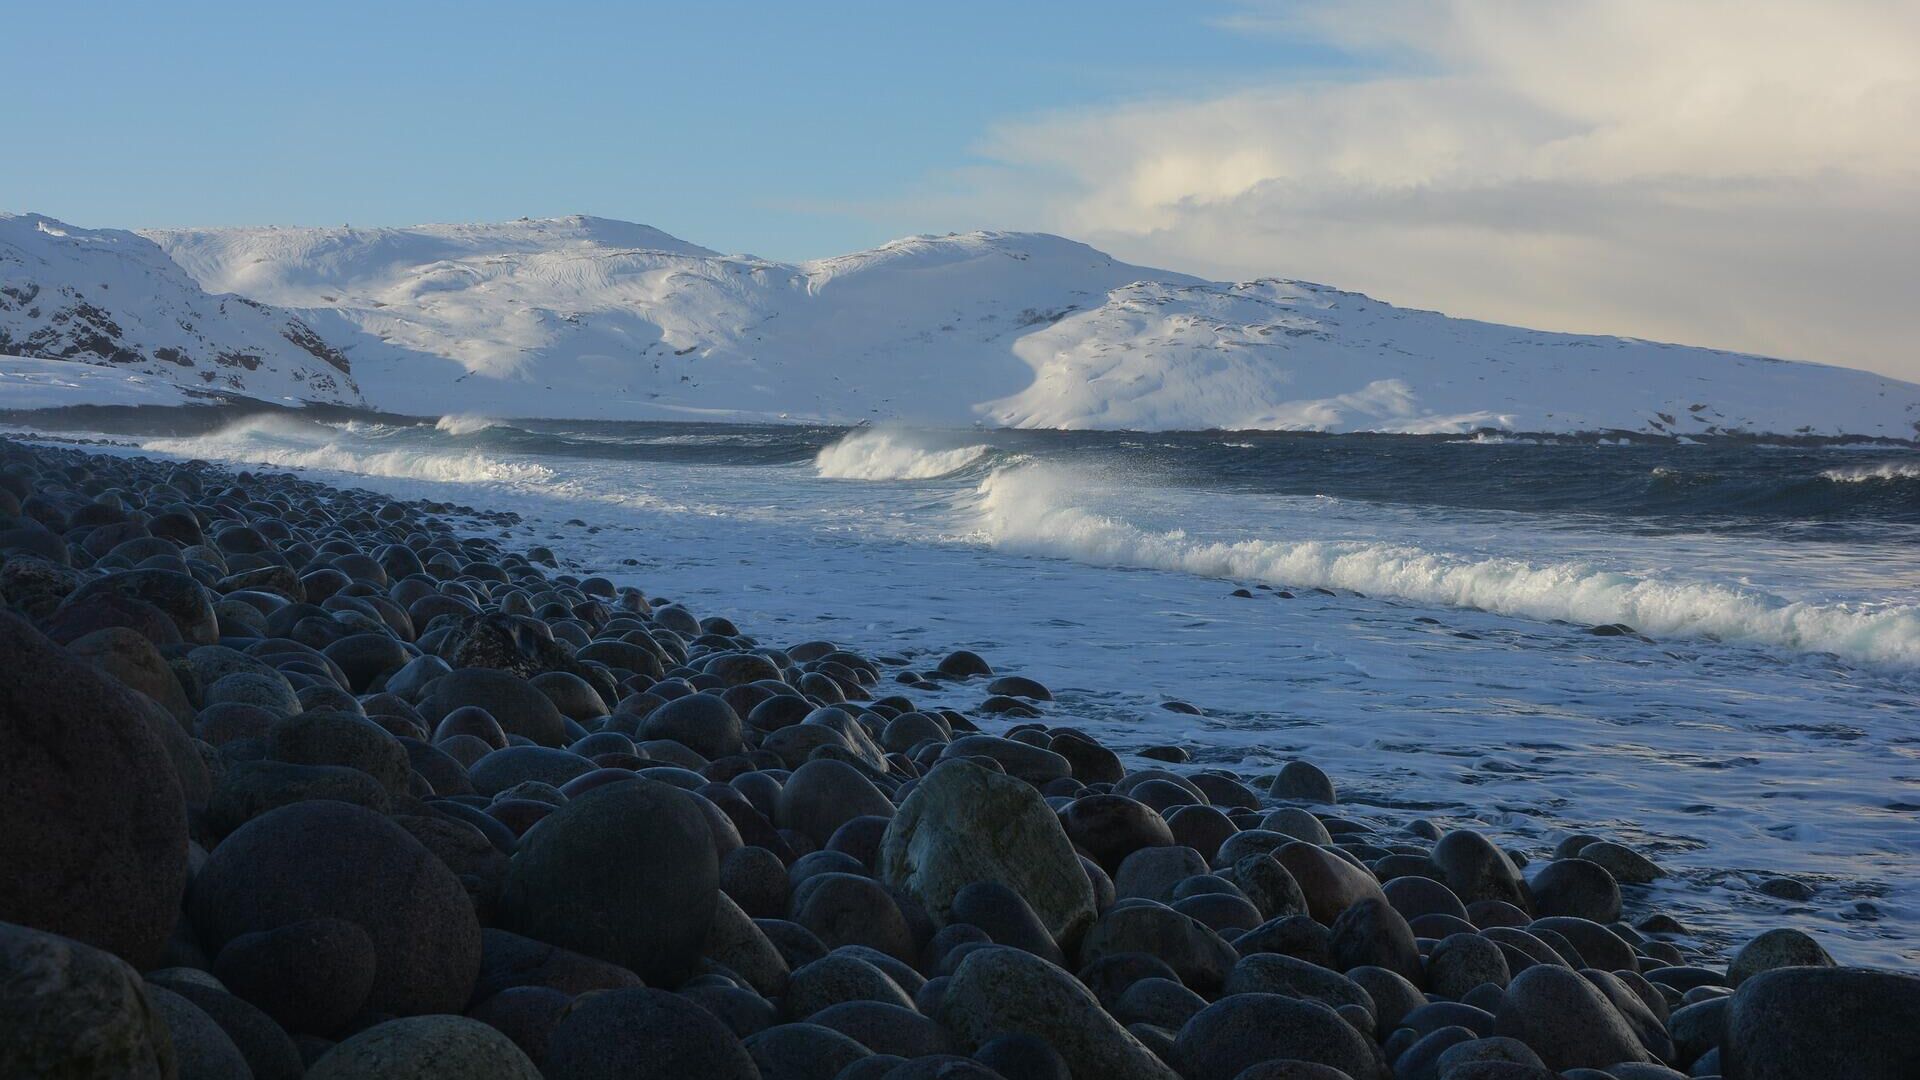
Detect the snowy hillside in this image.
<box><xmin>141</xmin><ymin>215</ymin><xmax>1920</xmax><ymax>437</ymax></box>
<box><xmin>8</xmin><ymin>210</ymin><xmax>1915</xmax><ymax>436</ymax></box>
<box><xmin>0</xmin><ymin>214</ymin><xmax>363</xmax><ymax>406</ymax></box>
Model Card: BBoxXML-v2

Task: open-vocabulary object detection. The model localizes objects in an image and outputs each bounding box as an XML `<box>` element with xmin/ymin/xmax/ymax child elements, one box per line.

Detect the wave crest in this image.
<box><xmin>975</xmin><ymin>463</ymin><xmax>1920</xmax><ymax>669</ymax></box>
<box><xmin>1821</xmin><ymin>462</ymin><xmax>1920</xmax><ymax>483</ymax></box>
<box><xmin>815</xmin><ymin>429</ymin><xmax>991</xmax><ymax>480</ymax></box>
<box><xmin>143</xmin><ymin>416</ymin><xmax>552</xmax><ymax>485</ymax></box>
<box><xmin>435</xmin><ymin>413</ymin><xmax>504</xmax><ymax>436</ymax></box>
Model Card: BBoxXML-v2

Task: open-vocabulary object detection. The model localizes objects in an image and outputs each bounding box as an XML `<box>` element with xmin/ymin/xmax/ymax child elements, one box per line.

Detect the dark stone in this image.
<box><xmin>1723</xmin><ymin>967</ymin><xmax>1920</xmax><ymax>1080</ymax></box>
<box><xmin>1492</xmin><ymin>964</ymin><xmax>1650</xmax><ymax>1072</ymax></box>
<box><xmin>1060</xmin><ymin>794</ymin><xmax>1176</xmax><ymax>874</ymax></box>
<box><xmin>1433</xmin><ymin>831</ymin><xmax>1531</xmax><ymax>912</ymax></box>
<box><xmin>422</xmin><ymin>667</ymin><xmax>570</xmax><ymax>747</ymax></box>
<box><xmin>189</xmin><ymin>799</ymin><xmax>481</xmax><ymax>1016</ymax></box>
<box><xmin>0</xmin><ymin>922</ymin><xmax>175</xmax><ymax>1078</ymax></box>
<box><xmin>1329</xmin><ymin>896</ymin><xmax>1423</xmax><ymax>986</ymax></box>
<box><xmin>472</xmin><ymin>927</ymin><xmax>645</xmax><ymax>1001</ymax></box>
<box><xmin>0</xmin><ymin>611</ymin><xmax>188</xmax><ymax>968</ymax></box>
<box><xmin>211</xmin><ymin>917</ymin><xmax>377</xmax><ymax>1037</ymax></box>
<box><xmin>63</xmin><ymin>568</ymin><xmax>218</xmax><ymax>644</ymax></box>
<box><xmin>1172</xmin><ymin>993</ymin><xmax>1379</xmax><ymax>1080</ymax></box>
<box><xmin>1079</xmin><ymin>903</ymin><xmax>1239</xmax><ymax>996</ymax></box>
<box><xmin>1529</xmin><ymin>859</ymin><xmax>1621</xmax><ymax>922</ymax></box>
<box><xmin>778</xmin><ymin>758</ymin><xmax>895</xmax><ymax>848</ymax></box>
<box><xmin>544</xmin><ymin>987</ymin><xmax>759</xmax><ymax>1079</ymax></box>
<box><xmin>499</xmin><ymin>779</ymin><xmax>719</xmax><ymax>987</ymax></box>
<box><xmin>644</xmin><ymin>692</ymin><xmax>747</xmax><ymax>759</ymax></box>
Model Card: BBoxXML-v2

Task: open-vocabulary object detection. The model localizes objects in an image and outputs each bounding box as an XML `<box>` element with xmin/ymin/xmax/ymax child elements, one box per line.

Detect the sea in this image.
<box><xmin>19</xmin><ymin>410</ymin><xmax>1920</xmax><ymax>967</ymax></box>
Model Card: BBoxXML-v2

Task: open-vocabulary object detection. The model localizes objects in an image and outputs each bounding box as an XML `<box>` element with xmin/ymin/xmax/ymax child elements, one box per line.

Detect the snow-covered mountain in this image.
<box><xmin>7</xmin><ymin>210</ymin><xmax>1916</xmax><ymax>436</ymax></box>
<box><xmin>0</xmin><ymin>213</ymin><xmax>363</xmax><ymax>406</ymax></box>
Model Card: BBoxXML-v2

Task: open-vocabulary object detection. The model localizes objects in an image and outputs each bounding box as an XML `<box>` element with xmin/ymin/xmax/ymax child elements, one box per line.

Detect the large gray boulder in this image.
<box><xmin>878</xmin><ymin>760</ymin><xmax>1096</xmax><ymax>944</ymax></box>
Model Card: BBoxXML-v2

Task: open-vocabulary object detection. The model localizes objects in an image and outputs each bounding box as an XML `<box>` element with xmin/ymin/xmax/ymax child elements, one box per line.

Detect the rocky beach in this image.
<box><xmin>2</xmin><ymin>432</ymin><xmax>1917</xmax><ymax>1080</ymax></box>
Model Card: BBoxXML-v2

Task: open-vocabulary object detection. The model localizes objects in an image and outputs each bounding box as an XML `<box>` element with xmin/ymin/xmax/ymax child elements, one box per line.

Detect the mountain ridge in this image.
<box><xmin>2</xmin><ymin>210</ymin><xmax>1914</xmax><ymax>437</ymax></box>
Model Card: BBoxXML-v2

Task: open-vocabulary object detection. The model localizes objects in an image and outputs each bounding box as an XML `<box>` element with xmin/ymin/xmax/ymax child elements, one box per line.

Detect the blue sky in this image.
<box><xmin>8</xmin><ymin>1</ymin><xmax>1361</xmax><ymax>259</ymax></box>
<box><xmin>8</xmin><ymin>2</ymin><xmax>1915</xmax><ymax>379</ymax></box>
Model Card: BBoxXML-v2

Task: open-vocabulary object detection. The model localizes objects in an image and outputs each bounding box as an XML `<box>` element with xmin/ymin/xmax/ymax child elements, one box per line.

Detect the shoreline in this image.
<box><xmin>1</xmin><ymin>434</ymin><xmax>1916</xmax><ymax>1077</ymax></box>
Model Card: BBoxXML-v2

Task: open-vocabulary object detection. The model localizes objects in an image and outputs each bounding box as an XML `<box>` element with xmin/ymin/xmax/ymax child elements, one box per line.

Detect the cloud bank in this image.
<box><xmin>962</xmin><ymin>0</ymin><xmax>1920</xmax><ymax>380</ymax></box>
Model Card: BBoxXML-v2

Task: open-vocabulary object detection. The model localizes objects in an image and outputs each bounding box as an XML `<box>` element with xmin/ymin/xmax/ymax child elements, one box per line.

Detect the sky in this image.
<box><xmin>8</xmin><ymin>0</ymin><xmax>1918</xmax><ymax>381</ymax></box>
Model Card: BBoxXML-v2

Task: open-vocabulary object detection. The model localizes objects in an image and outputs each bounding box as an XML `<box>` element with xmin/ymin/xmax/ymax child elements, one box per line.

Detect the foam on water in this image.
<box><xmin>145</xmin><ymin>415</ymin><xmax>553</xmax><ymax>485</ymax></box>
<box><xmin>815</xmin><ymin>428</ymin><xmax>991</xmax><ymax>480</ymax></box>
<box><xmin>976</xmin><ymin>462</ymin><xmax>1920</xmax><ymax>669</ymax></box>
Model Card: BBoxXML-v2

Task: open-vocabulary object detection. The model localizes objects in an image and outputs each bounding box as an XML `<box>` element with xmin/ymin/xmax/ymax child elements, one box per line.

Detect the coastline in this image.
<box><xmin>2</xmin><ymin>432</ymin><xmax>1915</xmax><ymax>1076</ymax></box>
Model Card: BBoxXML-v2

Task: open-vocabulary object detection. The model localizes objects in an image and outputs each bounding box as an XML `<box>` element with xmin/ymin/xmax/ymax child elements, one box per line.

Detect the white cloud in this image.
<box><xmin>958</xmin><ymin>0</ymin><xmax>1920</xmax><ymax>380</ymax></box>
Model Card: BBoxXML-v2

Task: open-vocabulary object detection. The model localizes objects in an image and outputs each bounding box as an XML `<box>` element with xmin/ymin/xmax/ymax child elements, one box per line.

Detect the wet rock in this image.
<box><xmin>1433</xmin><ymin>831</ymin><xmax>1531</xmax><ymax>912</ymax></box>
<box><xmin>1726</xmin><ymin>927</ymin><xmax>1835</xmax><ymax>987</ymax></box>
<box><xmin>941</xmin><ymin>734</ymin><xmax>1071</xmax><ymax>786</ymax></box>
<box><xmin>467</xmin><ymin>930</ymin><xmax>638</xmax><ymax>1006</ymax></box>
<box><xmin>1223</xmin><ymin>953</ymin><xmax>1376</xmax><ymax>1017</ymax></box>
<box><xmin>643</xmin><ymin>691</ymin><xmax>747</xmax><ymax>759</ymax></box>
<box><xmin>1529</xmin><ymin>858</ymin><xmax>1621</xmax><ymax>923</ymax></box>
<box><xmin>1574</xmin><ymin>840</ymin><xmax>1663</xmax><ymax>885</ymax></box>
<box><xmin>1269</xmin><ymin>761</ymin><xmax>1337</xmax><ymax>803</ymax></box>
<box><xmin>792</xmin><ymin>872</ymin><xmax>915</xmax><ymax>962</ymax></box>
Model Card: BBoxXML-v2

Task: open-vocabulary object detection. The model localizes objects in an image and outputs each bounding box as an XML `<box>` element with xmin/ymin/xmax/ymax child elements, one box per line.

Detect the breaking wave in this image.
<box><xmin>143</xmin><ymin>415</ymin><xmax>553</xmax><ymax>485</ymax></box>
<box><xmin>435</xmin><ymin>413</ymin><xmax>505</xmax><ymax>436</ymax></box>
<box><xmin>1821</xmin><ymin>462</ymin><xmax>1920</xmax><ymax>483</ymax></box>
<box><xmin>815</xmin><ymin>429</ymin><xmax>992</xmax><ymax>480</ymax></box>
<box><xmin>975</xmin><ymin>463</ymin><xmax>1920</xmax><ymax>668</ymax></box>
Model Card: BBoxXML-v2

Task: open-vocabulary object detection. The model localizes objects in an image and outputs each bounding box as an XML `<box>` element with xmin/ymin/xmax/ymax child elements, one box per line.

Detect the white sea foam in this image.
<box><xmin>815</xmin><ymin>429</ymin><xmax>991</xmax><ymax>480</ymax></box>
<box><xmin>435</xmin><ymin>413</ymin><xmax>504</xmax><ymax>436</ymax></box>
<box><xmin>143</xmin><ymin>415</ymin><xmax>552</xmax><ymax>485</ymax></box>
<box><xmin>1821</xmin><ymin>462</ymin><xmax>1920</xmax><ymax>483</ymax></box>
<box><xmin>975</xmin><ymin>463</ymin><xmax>1920</xmax><ymax>668</ymax></box>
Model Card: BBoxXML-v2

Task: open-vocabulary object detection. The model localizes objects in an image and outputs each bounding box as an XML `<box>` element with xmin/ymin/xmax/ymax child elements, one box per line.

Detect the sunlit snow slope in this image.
<box><xmin>17</xmin><ymin>211</ymin><xmax>1918</xmax><ymax>435</ymax></box>
<box><xmin>0</xmin><ymin>214</ymin><xmax>363</xmax><ymax>406</ymax></box>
